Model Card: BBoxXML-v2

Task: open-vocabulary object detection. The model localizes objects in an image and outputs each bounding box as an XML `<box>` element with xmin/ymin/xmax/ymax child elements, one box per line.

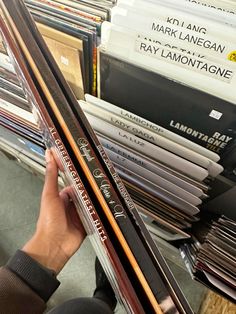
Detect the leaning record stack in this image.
<box><xmin>80</xmin><ymin>94</ymin><xmax>224</xmax><ymax>242</ymax></box>
<box><xmin>0</xmin><ymin>42</ymin><xmax>221</xmax><ymax>244</ymax></box>
<box><xmin>1</xmin><ymin>0</ymin><xmax>116</xmax><ymax>97</ymax></box>
<box><xmin>180</xmin><ymin>215</ymin><xmax>236</xmax><ymax>304</ymax></box>
<box><xmin>23</xmin><ymin>0</ymin><xmax>116</xmax><ymax>97</ymax></box>
<box><xmin>0</xmin><ymin>51</ymin><xmax>46</xmax><ymax>158</ymax></box>
<box><xmin>0</xmin><ymin>0</ymin><xmax>194</xmax><ymax>313</ymax></box>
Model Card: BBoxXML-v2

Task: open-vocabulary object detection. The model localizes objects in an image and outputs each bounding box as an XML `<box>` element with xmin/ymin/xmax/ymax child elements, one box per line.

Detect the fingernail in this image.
<box><xmin>45</xmin><ymin>149</ymin><xmax>52</xmax><ymax>163</ymax></box>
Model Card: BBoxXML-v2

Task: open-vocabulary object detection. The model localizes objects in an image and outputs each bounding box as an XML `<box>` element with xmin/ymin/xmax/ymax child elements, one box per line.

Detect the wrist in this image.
<box><xmin>7</xmin><ymin>250</ymin><xmax>60</xmax><ymax>301</ymax></box>
<box><xmin>22</xmin><ymin>233</ymin><xmax>68</xmax><ymax>275</ymax></box>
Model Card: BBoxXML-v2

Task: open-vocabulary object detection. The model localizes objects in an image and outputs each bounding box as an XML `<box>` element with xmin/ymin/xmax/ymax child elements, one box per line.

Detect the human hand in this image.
<box><xmin>22</xmin><ymin>149</ymin><xmax>86</xmax><ymax>274</ymax></box>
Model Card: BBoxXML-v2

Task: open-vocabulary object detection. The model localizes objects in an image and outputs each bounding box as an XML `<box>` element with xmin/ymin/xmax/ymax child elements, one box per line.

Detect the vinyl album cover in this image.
<box><xmin>26</xmin><ymin>0</ymin><xmax>99</xmax><ymax>94</ymax></box>
<box><xmin>109</xmin><ymin>159</ymin><xmax>200</xmax><ymax>215</ymax></box>
<box><xmin>0</xmin><ymin>114</ymin><xmax>44</xmax><ymax>146</ymax></box>
<box><xmin>85</xmin><ymin>111</ymin><xmax>210</xmax><ymax>182</ymax></box>
<box><xmin>0</xmin><ymin>65</ymin><xmax>19</xmax><ymax>85</ymax></box>
<box><xmin>101</xmin><ymin>141</ymin><xmax>204</xmax><ymax>205</ymax></box>
<box><xmin>0</xmin><ymin>97</ymin><xmax>37</xmax><ymax>127</ymax></box>
<box><xmin>80</xmin><ymin>99</ymin><xmax>223</xmax><ymax>178</ymax></box>
<box><xmin>96</xmin><ymin>132</ymin><xmax>208</xmax><ymax>197</ymax></box>
<box><xmin>36</xmin><ymin>22</ymin><xmax>85</xmax><ymax>99</ymax></box>
<box><xmin>137</xmin><ymin>204</ymin><xmax>191</xmax><ymax>241</ymax></box>
<box><xmin>31</xmin><ymin>11</ymin><xmax>91</xmax><ymax>94</ymax></box>
<box><xmin>124</xmin><ymin>179</ymin><xmax>199</xmax><ymax>228</ymax></box>
<box><xmin>99</xmin><ymin>51</ymin><xmax>236</xmax><ymax>163</ymax></box>
<box><xmin>0</xmin><ymin>87</ymin><xmax>30</xmax><ymax>111</ymax></box>
<box><xmin>85</xmin><ymin>93</ymin><xmax>220</xmax><ymax>163</ymax></box>
<box><xmin>0</xmin><ymin>76</ymin><xmax>25</xmax><ymax>98</ymax></box>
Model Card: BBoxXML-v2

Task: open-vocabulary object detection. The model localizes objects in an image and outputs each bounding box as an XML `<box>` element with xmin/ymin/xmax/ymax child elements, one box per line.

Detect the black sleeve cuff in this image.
<box><xmin>6</xmin><ymin>250</ymin><xmax>60</xmax><ymax>302</ymax></box>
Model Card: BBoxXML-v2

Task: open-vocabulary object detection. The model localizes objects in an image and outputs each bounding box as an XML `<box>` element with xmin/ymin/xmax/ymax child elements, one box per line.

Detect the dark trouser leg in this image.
<box><xmin>48</xmin><ymin>297</ymin><xmax>114</xmax><ymax>314</ymax></box>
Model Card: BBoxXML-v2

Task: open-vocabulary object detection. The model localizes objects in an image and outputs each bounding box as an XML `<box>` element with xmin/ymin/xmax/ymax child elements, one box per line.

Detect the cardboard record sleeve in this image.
<box><xmin>98</xmin><ymin>50</ymin><xmax>236</xmax><ymax>161</ymax></box>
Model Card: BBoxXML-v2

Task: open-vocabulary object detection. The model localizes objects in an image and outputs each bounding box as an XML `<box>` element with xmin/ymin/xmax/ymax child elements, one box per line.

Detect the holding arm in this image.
<box><xmin>0</xmin><ymin>149</ymin><xmax>86</xmax><ymax>313</ymax></box>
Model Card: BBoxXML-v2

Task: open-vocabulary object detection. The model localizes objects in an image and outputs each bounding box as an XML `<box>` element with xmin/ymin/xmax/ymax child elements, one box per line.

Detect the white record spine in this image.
<box><xmin>116</xmin><ymin>0</ymin><xmax>236</xmax><ymax>31</ymax></box>
<box><xmin>85</xmin><ymin>94</ymin><xmax>220</xmax><ymax>162</ymax></box>
<box><xmin>80</xmin><ymin>99</ymin><xmax>223</xmax><ymax>177</ymax></box>
<box><xmin>113</xmin><ymin>161</ymin><xmax>200</xmax><ymax>215</ymax></box>
<box><xmin>104</xmin><ymin>145</ymin><xmax>202</xmax><ymax>205</ymax></box>
<box><xmin>84</xmin><ymin>111</ymin><xmax>209</xmax><ymax>181</ymax></box>
<box><xmin>111</xmin><ymin>7</ymin><xmax>236</xmax><ymax>64</ymax></box>
<box><xmin>98</xmin><ymin>133</ymin><xmax>206</xmax><ymax>197</ymax></box>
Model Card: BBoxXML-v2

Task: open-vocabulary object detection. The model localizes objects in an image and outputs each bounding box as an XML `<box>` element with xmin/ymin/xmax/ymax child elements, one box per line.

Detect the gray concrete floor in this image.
<box><xmin>0</xmin><ymin>151</ymin><xmax>207</xmax><ymax>313</ymax></box>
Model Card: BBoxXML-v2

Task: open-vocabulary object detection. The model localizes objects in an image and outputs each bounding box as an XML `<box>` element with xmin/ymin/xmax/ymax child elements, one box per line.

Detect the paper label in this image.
<box><xmin>164</xmin><ymin>15</ymin><xmax>208</xmax><ymax>34</ymax></box>
<box><xmin>135</xmin><ymin>39</ymin><xmax>234</xmax><ymax>83</ymax></box>
<box><xmin>150</xmin><ymin>19</ymin><xmax>227</xmax><ymax>56</ymax></box>
<box><xmin>139</xmin><ymin>34</ymin><xmax>205</xmax><ymax>58</ymax></box>
<box><xmin>209</xmin><ymin>110</ymin><xmax>223</xmax><ymax>120</ymax></box>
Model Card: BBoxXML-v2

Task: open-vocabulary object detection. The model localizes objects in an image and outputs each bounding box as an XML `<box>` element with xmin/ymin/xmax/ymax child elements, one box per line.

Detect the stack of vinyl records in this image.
<box><xmin>0</xmin><ymin>1</ymin><xmax>234</xmax><ymax>243</ymax></box>
<box><xmin>21</xmin><ymin>0</ymin><xmax>116</xmax><ymax>97</ymax></box>
<box><xmin>1</xmin><ymin>30</ymin><xmax>224</xmax><ymax>243</ymax></box>
<box><xmin>0</xmin><ymin>0</ymin><xmax>235</xmax><ymax>309</ymax></box>
<box><xmin>180</xmin><ymin>215</ymin><xmax>236</xmax><ymax>303</ymax></box>
<box><xmin>0</xmin><ymin>51</ymin><xmax>45</xmax><ymax>163</ymax></box>
<box><xmin>0</xmin><ymin>0</ymin><xmax>116</xmax><ymax>158</ymax></box>
<box><xmin>98</xmin><ymin>0</ymin><xmax>236</xmax><ymax>182</ymax></box>
<box><xmin>0</xmin><ymin>0</ymin><xmax>195</xmax><ymax>313</ymax></box>
<box><xmin>0</xmin><ymin>46</ymin><xmax>225</xmax><ymax>244</ymax></box>
<box><xmin>80</xmin><ymin>95</ymin><xmax>224</xmax><ymax>242</ymax></box>
<box><xmin>0</xmin><ymin>0</ymin><xmax>234</xmax><ymax>243</ymax></box>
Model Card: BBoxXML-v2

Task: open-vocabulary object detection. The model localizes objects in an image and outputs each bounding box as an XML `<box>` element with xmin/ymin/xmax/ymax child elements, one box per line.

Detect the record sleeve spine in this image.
<box><xmin>105</xmin><ymin>148</ymin><xmax>202</xmax><ymax>210</ymax></box>
<box><xmin>95</xmin><ymin>144</ymin><xmax>194</xmax><ymax>314</ymax></box>
<box><xmin>97</xmin><ymin>133</ymin><xmax>205</xmax><ymax>198</ymax></box>
<box><xmin>85</xmin><ymin>112</ymin><xmax>209</xmax><ymax>181</ymax></box>
<box><xmin>80</xmin><ymin>100</ymin><xmax>221</xmax><ymax>172</ymax></box>
<box><xmin>84</xmin><ymin>94</ymin><xmax>220</xmax><ymax>162</ymax></box>
<box><xmin>80</xmin><ymin>101</ymin><xmax>223</xmax><ymax>177</ymax></box>
<box><xmin>110</xmin><ymin>7</ymin><xmax>236</xmax><ymax>63</ymax></box>
<box><xmin>111</xmin><ymin>159</ymin><xmax>200</xmax><ymax>215</ymax></box>
<box><xmin>71</xmin><ymin>100</ymin><xmax>194</xmax><ymax>313</ymax></box>
<box><xmin>103</xmin><ymin>144</ymin><xmax>202</xmax><ymax>205</ymax></box>
<box><xmin>115</xmin><ymin>0</ymin><xmax>236</xmax><ymax>40</ymax></box>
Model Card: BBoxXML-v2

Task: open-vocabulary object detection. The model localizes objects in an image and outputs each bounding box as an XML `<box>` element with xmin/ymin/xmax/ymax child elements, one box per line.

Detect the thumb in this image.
<box><xmin>43</xmin><ymin>149</ymin><xmax>59</xmax><ymax>198</ymax></box>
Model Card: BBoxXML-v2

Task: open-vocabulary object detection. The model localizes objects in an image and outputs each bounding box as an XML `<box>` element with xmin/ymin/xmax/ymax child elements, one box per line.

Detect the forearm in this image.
<box><xmin>0</xmin><ymin>150</ymin><xmax>85</xmax><ymax>313</ymax></box>
<box><xmin>0</xmin><ymin>250</ymin><xmax>60</xmax><ymax>314</ymax></box>
<box><xmin>22</xmin><ymin>232</ymin><xmax>69</xmax><ymax>275</ymax></box>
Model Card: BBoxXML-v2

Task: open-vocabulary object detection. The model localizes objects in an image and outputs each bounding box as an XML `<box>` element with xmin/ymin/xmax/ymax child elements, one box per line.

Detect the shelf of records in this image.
<box><xmin>0</xmin><ymin>0</ymin><xmax>236</xmax><ymax>313</ymax></box>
